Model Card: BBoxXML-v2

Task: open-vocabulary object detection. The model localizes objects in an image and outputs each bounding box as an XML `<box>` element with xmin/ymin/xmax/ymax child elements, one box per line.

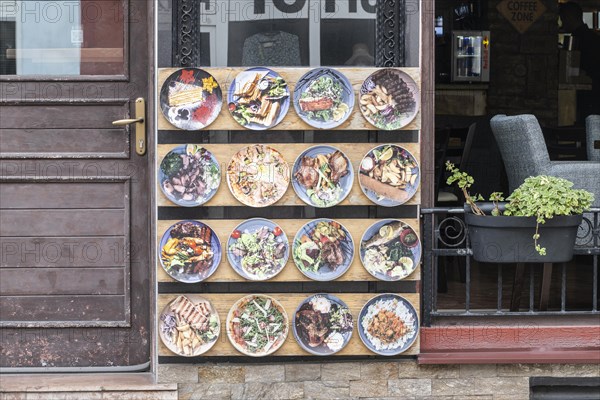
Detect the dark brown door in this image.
<box><xmin>0</xmin><ymin>0</ymin><xmax>152</xmax><ymax>369</ymax></box>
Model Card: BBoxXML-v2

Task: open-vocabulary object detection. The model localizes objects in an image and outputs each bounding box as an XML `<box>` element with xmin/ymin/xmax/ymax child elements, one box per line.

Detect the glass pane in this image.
<box><xmin>0</xmin><ymin>0</ymin><xmax>125</xmax><ymax>75</ymax></box>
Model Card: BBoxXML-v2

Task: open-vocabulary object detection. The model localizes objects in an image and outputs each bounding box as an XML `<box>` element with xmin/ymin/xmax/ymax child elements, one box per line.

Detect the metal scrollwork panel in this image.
<box><xmin>173</xmin><ymin>0</ymin><xmax>201</xmax><ymax>67</ymax></box>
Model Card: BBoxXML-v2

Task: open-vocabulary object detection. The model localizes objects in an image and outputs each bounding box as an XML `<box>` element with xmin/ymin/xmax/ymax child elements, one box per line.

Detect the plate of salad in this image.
<box><xmin>228</xmin><ymin>67</ymin><xmax>290</xmax><ymax>130</ymax></box>
<box><xmin>292</xmin><ymin>145</ymin><xmax>354</xmax><ymax>208</ymax></box>
<box><xmin>358</xmin><ymin>293</ymin><xmax>418</xmax><ymax>356</ymax></box>
<box><xmin>359</xmin><ymin>144</ymin><xmax>420</xmax><ymax>207</ymax></box>
<box><xmin>227</xmin><ymin>218</ymin><xmax>289</xmax><ymax>281</ymax></box>
<box><xmin>293</xmin><ymin>68</ymin><xmax>354</xmax><ymax>129</ymax></box>
<box><xmin>293</xmin><ymin>294</ymin><xmax>353</xmax><ymax>356</ymax></box>
<box><xmin>159</xmin><ymin>295</ymin><xmax>220</xmax><ymax>357</ymax></box>
<box><xmin>226</xmin><ymin>294</ymin><xmax>289</xmax><ymax>357</ymax></box>
<box><xmin>359</xmin><ymin>68</ymin><xmax>419</xmax><ymax>130</ymax></box>
<box><xmin>360</xmin><ymin>219</ymin><xmax>421</xmax><ymax>281</ymax></box>
<box><xmin>159</xmin><ymin>144</ymin><xmax>221</xmax><ymax>207</ymax></box>
<box><xmin>160</xmin><ymin>220</ymin><xmax>222</xmax><ymax>283</ymax></box>
<box><xmin>292</xmin><ymin>219</ymin><xmax>354</xmax><ymax>281</ymax></box>
<box><xmin>160</xmin><ymin>68</ymin><xmax>222</xmax><ymax>130</ymax></box>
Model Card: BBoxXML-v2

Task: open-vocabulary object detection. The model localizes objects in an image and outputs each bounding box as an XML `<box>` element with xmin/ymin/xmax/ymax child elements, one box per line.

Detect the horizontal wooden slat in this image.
<box><xmin>0</xmin><ymin>129</ymin><xmax>129</xmax><ymax>159</ymax></box>
<box><xmin>0</xmin><ymin>237</ymin><xmax>126</xmax><ymax>268</ymax></box>
<box><xmin>0</xmin><ymin>182</ymin><xmax>126</xmax><ymax>209</ymax></box>
<box><xmin>0</xmin><ymin>295</ymin><xmax>127</xmax><ymax>324</ymax></box>
<box><xmin>0</xmin><ymin>210</ymin><xmax>126</xmax><ymax>237</ymax></box>
<box><xmin>157</xmin><ymin>219</ymin><xmax>420</xmax><ymax>283</ymax></box>
<box><xmin>157</xmin><ymin>143</ymin><xmax>420</xmax><ymax>207</ymax></box>
<box><xmin>158</xmin><ymin>67</ymin><xmax>421</xmax><ymax>131</ymax></box>
<box><xmin>0</xmin><ymin>268</ymin><xmax>125</xmax><ymax>296</ymax></box>
<box><xmin>0</xmin><ymin>103</ymin><xmax>128</xmax><ymax>130</ymax></box>
<box><xmin>157</xmin><ymin>293</ymin><xmax>420</xmax><ymax>357</ymax></box>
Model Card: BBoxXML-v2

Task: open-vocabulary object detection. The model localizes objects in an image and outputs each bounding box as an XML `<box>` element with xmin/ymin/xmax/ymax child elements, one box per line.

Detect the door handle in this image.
<box><xmin>112</xmin><ymin>98</ymin><xmax>146</xmax><ymax>156</ymax></box>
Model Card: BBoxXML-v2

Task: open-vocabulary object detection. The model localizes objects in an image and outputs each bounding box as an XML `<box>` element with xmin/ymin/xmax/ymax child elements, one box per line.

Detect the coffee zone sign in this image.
<box><xmin>497</xmin><ymin>0</ymin><xmax>547</xmax><ymax>34</ymax></box>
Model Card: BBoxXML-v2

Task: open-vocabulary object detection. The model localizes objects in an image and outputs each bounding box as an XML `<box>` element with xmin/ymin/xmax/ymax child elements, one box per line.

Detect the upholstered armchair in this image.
<box><xmin>490</xmin><ymin>114</ymin><xmax>600</xmax><ymax>207</ymax></box>
<box><xmin>587</xmin><ymin>115</ymin><xmax>600</xmax><ymax>162</ymax></box>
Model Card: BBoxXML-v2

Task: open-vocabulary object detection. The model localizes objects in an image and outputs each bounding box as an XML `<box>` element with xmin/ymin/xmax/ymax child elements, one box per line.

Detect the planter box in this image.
<box><xmin>465</xmin><ymin>203</ymin><xmax>582</xmax><ymax>263</ymax></box>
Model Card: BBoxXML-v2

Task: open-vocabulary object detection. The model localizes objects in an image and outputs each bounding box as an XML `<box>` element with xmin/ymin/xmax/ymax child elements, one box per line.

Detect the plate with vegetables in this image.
<box><xmin>293</xmin><ymin>294</ymin><xmax>354</xmax><ymax>356</ymax></box>
<box><xmin>228</xmin><ymin>67</ymin><xmax>290</xmax><ymax>130</ymax></box>
<box><xmin>360</xmin><ymin>219</ymin><xmax>421</xmax><ymax>281</ymax></box>
<box><xmin>226</xmin><ymin>144</ymin><xmax>291</xmax><ymax>207</ymax></box>
<box><xmin>160</xmin><ymin>220</ymin><xmax>222</xmax><ymax>283</ymax></box>
<box><xmin>227</xmin><ymin>218</ymin><xmax>289</xmax><ymax>281</ymax></box>
<box><xmin>359</xmin><ymin>68</ymin><xmax>419</xmax><ymax>130</ymax></box>
<box><xmin>159</xmin><ymin>295</ymin><xmax>220</xmax><ymax>357</ymax></box>
<box><xmin>292</xmin><ymin>219</ymin><xmax>354</xmax><ymax>281</ymax></box>
<box><xmin>359</xmin><ymin>144</ymin><xmax>420</xmax><ymax>207</ymax></box>
<box><xmin>293</xmin><ymin>68</ymin><xmax>354</xmax><ymax>129</ymax></box>
<box><xmin>226</xmin><ymin>294</ymin><xmax>289</xmax><ymax>357</ymax></box>
<box><xmin>159</xmin><ymin>145</ymin><xmax>221</xmax><ymax>207</ymax></box>
<box><xmin>160</xmin><ymin>68</ymin><xmax>222</xmax><ymax>131</ymax></box>
<box><xmin>292</xmin><ymin>145</ymin><xmax>354</xmax><ymax>208</ymax></box>
<box><xmin>358</xmin><ymin>293</ymin><xmax>418</xmax><ymax>356</ymax></box>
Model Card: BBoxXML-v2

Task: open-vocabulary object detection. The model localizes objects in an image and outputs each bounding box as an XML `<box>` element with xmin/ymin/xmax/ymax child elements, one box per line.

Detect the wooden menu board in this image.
<box><xmin>156</xmin><ymin>67</ymin><xmax>422</xmax><ymax>359</ymax></box>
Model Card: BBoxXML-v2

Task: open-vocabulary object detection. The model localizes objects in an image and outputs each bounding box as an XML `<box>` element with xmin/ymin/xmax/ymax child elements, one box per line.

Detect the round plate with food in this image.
<box><xmin>359</xmin><ymin>144</ymin><xmax>420</xmax><ymax>207</ymax></box>
<box><xmin>226</xmin><ymin>294</ymin><xmax>289</xmax><ymax>357</ymax></box>
<box><xmin>360</xmin><ymin>219</ymin><xmax>421</xmax><ymax>281</ymax></box>
<box><xmin>293</xmin><ymin>294</ymin><xmax>354</xmax><ymax>356</ymax></box>
<box><xmin>358</xmin><ymin>293</ymin><xmax>419</xmax><ymax>356</ymax></box>
<box><xmin>160</xmin><ymin>68</ymin><xmax>222</xmax><ymax>130</ymax></box>
<box><xmin>226</xmin><ymin>144</ymin><xmax>291</xmax><ymax>207</ymax></box>
<box><xmin>228</xmin><ymin>67</ymin><xmax>290</xmax><ymax>130</ymax></box>
<box><xmin>293</xmin><ymin>68</ymin><xmax>354</xmax><ymax>129</ymax></box>
<box><xmin>359</xmin><ymin>68</ymin><xmax>419</xmax><ymax>130</ymax></box>
<box><xmin>292</xmin><ymin>145</ymin><xmax>354</xmax><ymax>208</ymax></box>
<box><xmin>227</xmin><ymin>218</ymin><xmax>289</xmax><ymax>281</ymax></box>
<box><xmin>159</xmin><ymin>220</ymin><xmax>222</xmax><ymax>283</ymax></box>
<box><xmin>292</xmin><ymin>219</ymin><xmax>354</xmax><ymax>281</ymax></box>
<box><xmin>159</xmin><ymin>144</ymin><xmax>221</xmax><ymax>207</ymax></box>
<box><xmin>159</xmin><ymin>295</ymin><xmax>220</xmax><ymax>357</ymax></box>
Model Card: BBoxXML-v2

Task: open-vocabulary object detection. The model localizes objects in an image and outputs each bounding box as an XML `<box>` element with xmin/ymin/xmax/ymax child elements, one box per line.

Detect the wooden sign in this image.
<box><xmin>497</xmin><ymin>0</ymin><xmax>547</xmax><ymax>34</ymax></box>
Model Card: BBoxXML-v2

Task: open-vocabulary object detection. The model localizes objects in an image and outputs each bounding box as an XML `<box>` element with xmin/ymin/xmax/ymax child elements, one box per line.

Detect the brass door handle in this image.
<box><xmin>112</xmin><ymin>98</ymin><xmax>146</xmax><ymax>156</ymax></box>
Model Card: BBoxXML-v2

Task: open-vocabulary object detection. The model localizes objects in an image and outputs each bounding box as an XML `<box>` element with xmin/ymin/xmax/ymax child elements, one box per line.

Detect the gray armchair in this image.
<box><xmin>490</xmin><ymin>114</ymin><xmax>600</xmax><ymax>207</ymax></box>
<box><xmin>587</xmin><ymin>115</ymin><xmax>600</xmax><ymax>162</ymax></box>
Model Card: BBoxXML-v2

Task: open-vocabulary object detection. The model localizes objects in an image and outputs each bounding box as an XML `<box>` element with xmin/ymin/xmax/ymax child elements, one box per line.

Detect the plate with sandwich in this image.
<box><xmin>359</xmin><ymin>144</ymin><xmax>420</xmax><ymax>207</ymax></box>
<box><xmin>293</xmin><ymin>68</ymin><xmax>354</xmax><ymax>129</ymax></box>
<box><xmin>160</xmin><ymin>68</ymin><xmax>223</xmax><ymax>130</ymax></box>
<box><xmin>228</xmin><ymin>68</ymin><xmax>290</xmax><ymax>130</ymax></box>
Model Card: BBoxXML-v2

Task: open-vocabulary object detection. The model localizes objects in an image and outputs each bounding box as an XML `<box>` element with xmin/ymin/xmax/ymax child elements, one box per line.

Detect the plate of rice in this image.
<box><xmin>358</xmin><ymin>293</ymin><xmax>418</xmax><ymax>355</ymax></box>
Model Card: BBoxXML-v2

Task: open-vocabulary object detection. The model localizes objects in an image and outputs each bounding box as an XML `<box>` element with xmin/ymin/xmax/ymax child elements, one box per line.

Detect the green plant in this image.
<box><xmin>445</xmin><ymin>163</ymin><xmax>594</xmax><ymax>255</ymax></box>
<box><xmin>503</xmin><ymin>175</ymin><xmax>594</xmax><ymax>255</ymax></box>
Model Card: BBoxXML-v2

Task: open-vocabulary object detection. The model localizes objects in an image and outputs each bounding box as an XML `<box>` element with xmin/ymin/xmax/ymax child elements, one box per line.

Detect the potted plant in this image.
<box><xmin>445</xmin><ymin>162</ymin><xmax>594</xmax><ymax>263</ymax></box>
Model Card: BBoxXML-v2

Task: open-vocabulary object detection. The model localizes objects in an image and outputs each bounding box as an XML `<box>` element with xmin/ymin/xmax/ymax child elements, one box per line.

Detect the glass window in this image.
<box><xmin>0</xmin><ymin>0</ymin><xmax>125</xmax><ymax>76</ymax></box>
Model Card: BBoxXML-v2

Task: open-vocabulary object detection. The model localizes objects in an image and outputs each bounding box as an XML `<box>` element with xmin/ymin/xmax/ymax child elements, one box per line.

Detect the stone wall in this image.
<box><xmin>157</xmin><ymin>362</ymin><xmax>600</xmax><ymax>400</ymax></box>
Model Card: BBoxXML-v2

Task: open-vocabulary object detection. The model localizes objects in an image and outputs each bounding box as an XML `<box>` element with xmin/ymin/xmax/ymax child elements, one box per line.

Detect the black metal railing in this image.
<box><xmin>421</xmin><ymin>208</ymin><xmax>600</xmax><ymax>326</ymax></box>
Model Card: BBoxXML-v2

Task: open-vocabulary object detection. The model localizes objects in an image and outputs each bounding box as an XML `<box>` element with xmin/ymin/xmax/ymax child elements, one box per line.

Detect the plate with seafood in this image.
<box><xmin>226</xmin><ymin>294</ymin><xmax>289</xmax><ymax>357</ymax></box>
<box><xmin>360</xmin><ymin>219</ymin><xmax>421</xmax><ymax>281</ymax></box>
<box><xmin>228</xmin><ymin>68</ymin><xmax>290</xmax><ymax>130</ymax></box>
<box><xmin>159</xmin><ymin>145</ymin><xmax>221</xmax><ymax>207</ymax></box>
<box><xmin>227</xmin><ymin>218</ymin><xmax>289</xmax><ymax>281</ymax></box>
<box><xmin>293</xmin><ymin>68</ymin><xmax>354</xmax><ymax>129</ymax></box>
<box><xmin>358</xmin><ymin>293</ymin><xmax>418</xmax><ymax>356</ymax></box>
<box><xmin>160</xmin><ymin>68</ymin><xmax>222</xmax><ymax>130</ymax></box>
<box><xmin>293</xmin><ymin>294</ymin><xmax>354</xmax><ymax>356</ymax></box>
<box><xmin>359</xmin><ymin>144</ymin><xmax>420</xmax><ymax>207</ymax></box>
<box><xmin>159</xmin><ymin>295</ymin><xmax>220</xmax><ymax>357</ymax></box>
<box><xmin>160</xmin><ymin>220</ymin><xmax>222</xmax><ymax>283</ymax></box>
<box><xmin>359</xmin><ymin>68</ymin><xmax>419</xmax><ymax>130</ymax></box>
<box><xmin>226</xmin><ymin>144</ymin><xmax>291</xmax><ymax>207</ymax></box>
<box><xmin>292</xmin><ymin>145</ymin><xmax>354</xmax><ymax>208</ymax></box>
<box><xmin>292</xmin><ymin>219</ymin><xmax>354</xmax><ymax>281</ymax></box>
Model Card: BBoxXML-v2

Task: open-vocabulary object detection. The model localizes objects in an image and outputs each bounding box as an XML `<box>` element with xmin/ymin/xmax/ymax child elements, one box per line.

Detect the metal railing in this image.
<box><xmin>421</xmin><ymin>207</ymin><xmax>600</xmax><ymax>326</ymax></box>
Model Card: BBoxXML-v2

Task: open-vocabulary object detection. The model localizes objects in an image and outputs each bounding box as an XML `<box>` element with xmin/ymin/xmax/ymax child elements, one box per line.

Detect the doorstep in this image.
<box><xmin>0</xmin><ymin>373</ymin><xmax>178</xmax><ymax>400</ymax></box>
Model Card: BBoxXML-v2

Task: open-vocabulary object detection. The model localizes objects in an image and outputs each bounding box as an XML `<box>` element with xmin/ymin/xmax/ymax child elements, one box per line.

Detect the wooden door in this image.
<box><xmin>0</xmin><ymin>0</ymin><xmax>152</xmax><ymax>369</ymax></box>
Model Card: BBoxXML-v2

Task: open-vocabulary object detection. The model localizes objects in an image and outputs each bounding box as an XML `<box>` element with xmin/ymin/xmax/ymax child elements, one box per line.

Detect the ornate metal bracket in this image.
<box><xmin>172</xmin><ymin>0</ymin><xmax>201</xmax><ymax>67</ymax></box>
<box><xmin>376</xmin><ymin>0</ymin><xmax>406</xmax><ymax>67</ymax></box>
